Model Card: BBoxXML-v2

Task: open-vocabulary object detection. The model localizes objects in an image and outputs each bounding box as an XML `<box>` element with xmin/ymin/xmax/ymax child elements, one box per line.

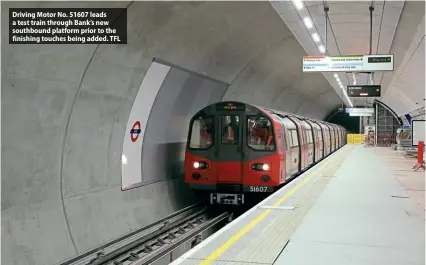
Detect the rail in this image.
<box><xmin>57</xmin><ymin>203</ymin><xmax>230</xmax><ymax>265</ymax></box>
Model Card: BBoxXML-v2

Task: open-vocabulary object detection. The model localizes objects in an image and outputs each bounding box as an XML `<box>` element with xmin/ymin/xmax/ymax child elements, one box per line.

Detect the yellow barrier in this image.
<box><xmin>347</xmin><ymin>134</ymin><xmax>364</xmax><ymax>144</ymax></box>
<box><xmin>353</xmin><ymin>134</ymin><xmax>362</xmax><ymax>144</ymax></box>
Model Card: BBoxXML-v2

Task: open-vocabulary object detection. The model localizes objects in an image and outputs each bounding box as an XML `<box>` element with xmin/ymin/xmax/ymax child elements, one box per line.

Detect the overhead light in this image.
<box><xmin>312</xmin><ymin>33</ymin><xmax>320</xmax><ymax>42</ymax></box>
<box><xmin>336</xmin><ymin>78</ymin><xmax>340</xmax><ymax>82</ymax></box>
<box><xmin>293</xmin><ymin>0</ymin><xmax>304</xmax><ymax>10</ymax></box>
<box><xmin>334</xmin><ymin>73</ymin><xmax>338</xmax><ymax>78</ymax></box>
<box><xmin>318</xmin><ymin>45</ymin><xmax>325</xmax><ymax>53</ymax></box>
<box><xmin>303</xmin><ymin>17</ymin><xmax>313</xmax><ymax>28</ymax></box>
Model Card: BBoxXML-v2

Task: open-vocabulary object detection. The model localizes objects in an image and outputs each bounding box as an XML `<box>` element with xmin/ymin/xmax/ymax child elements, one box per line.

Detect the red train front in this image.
<box><xmin>184</xmin><ymin>101</ymin><xmax>282</xmax><ymax>205</ymax></box>
<box><xmin>184</xmin><ymin>101</ymin><xmax>346</xmax><ymax>205</ymax></box>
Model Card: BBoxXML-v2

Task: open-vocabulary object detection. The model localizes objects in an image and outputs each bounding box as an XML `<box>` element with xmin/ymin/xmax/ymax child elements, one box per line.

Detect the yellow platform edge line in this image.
<box><xmin>198</xmin><ymin>148</ymin><xmax>345</xmax><ymax>265</ymax></box>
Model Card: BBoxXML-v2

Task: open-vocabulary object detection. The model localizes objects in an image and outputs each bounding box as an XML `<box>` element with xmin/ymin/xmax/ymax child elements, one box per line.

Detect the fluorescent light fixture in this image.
<box><xmin>334</xmin><ymin>73</ymin><xmax>339</xmax><ymax>78</ymax></box>
<box><xmin>312</xmin><ymin>33</ymin><xmax>320</xmax><ymax>42</ymax></box>
<box><xmin>293</xmin><ymin>0</ymin><xmax>304</xmax><ymax>10</ymax></box>
<box><xmin>318</xmin><ymin>45</ymin><xmax>325</xmax><ymax>53</ymax></box>
<box><xmin>303</xmin><ymin>17</ymin><xmax>313</xmax><ymax>28</ymax></box>
<box><xmin>336</xmin><ymin>78</ymin><xmax>340</xmax><ymax>82</ymax></box>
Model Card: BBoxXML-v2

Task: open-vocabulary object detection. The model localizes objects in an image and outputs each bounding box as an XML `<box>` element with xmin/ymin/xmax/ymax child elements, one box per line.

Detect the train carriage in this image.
<box><xmin>185</xmin><ymin>101</ymin><xmax>346</xmax><ymax>205</ymax></box>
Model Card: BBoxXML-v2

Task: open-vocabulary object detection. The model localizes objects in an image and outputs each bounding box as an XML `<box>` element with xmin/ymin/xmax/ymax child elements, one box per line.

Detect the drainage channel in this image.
<box><xmin>57</xmin><ymin>203</ymin><xmax>232</xmax><ymax>265</ymax></box>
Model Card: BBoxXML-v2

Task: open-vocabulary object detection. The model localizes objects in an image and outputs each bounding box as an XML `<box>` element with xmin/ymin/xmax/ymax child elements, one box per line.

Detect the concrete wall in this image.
<box><xmin>1</xmin><ymin>1</ymin><xmax>341</xmax><ymax>265</ymax></box>
<box><xmin>381</xmin><ymin>1</ymin><xmax>425</xmax><ymax>115</ymax></box>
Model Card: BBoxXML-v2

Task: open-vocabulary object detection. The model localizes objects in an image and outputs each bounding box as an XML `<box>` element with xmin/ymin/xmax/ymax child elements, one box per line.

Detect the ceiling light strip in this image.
<box><xmin>289</xmin><ymin>0</ymin><xmax>353</xmax><ymax>107</ymax></box>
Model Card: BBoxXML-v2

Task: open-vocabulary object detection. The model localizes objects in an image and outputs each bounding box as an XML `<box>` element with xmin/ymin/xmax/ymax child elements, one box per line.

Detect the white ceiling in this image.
<box><xmin>270</xmin><ymin>0</ymin><xmax>405</xmax><ymax>109</ymax></box>
<box><xmin>383</xmin><ymin>14</ymin><xmax>425</xmax><ymax>115</ymax></box>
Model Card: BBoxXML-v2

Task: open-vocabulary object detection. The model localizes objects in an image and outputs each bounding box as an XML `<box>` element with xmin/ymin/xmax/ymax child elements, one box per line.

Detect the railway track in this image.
<box><xmin>58</xmin><ymin>203</ymin><xmax>232</xmax><ymax>265</ymax></box>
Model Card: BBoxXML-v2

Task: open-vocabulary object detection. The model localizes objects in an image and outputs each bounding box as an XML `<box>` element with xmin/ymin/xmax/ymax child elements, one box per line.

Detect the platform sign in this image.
<box><xmin>302</xmin><ymin>54</ymin><xmax>393</xmax><ymax>72</ymax></box>
<box><xmin>349</xmin><ymin>112</ymin><xmax>373</xmax><ymax>117</ymax></box>
<box><xmin>346</xmin><ymin>108</ymin><xmax>374</xmax><ymax>114</ymax></box>
<box><xmin>347</xmin><ymin>85</ymin><xmax>381</xmax><ymax>97</ymax></box>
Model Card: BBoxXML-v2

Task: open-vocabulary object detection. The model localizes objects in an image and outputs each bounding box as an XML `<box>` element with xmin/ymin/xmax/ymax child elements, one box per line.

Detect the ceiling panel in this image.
<box><xmin>382</xmin><ymin>11</ymin><xmax>425</xmax><ymax>115</ymax></box>
<box><xmin>392</xmin><ymin>37</ymin><xmax>425</xmax><ymax>106</ymax></box>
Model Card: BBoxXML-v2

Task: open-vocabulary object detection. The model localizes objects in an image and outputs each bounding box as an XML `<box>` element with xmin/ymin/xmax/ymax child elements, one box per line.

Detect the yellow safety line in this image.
<box><xmin>198</xmin><ymin>149</ymin><xmax>344</xmax><ymax>265</ymax></box>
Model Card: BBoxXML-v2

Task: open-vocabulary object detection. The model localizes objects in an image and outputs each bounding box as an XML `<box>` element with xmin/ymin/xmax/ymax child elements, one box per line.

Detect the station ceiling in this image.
<box><xmin>272</xmin><ymin>0</ymin><xmax>425</xmax><ymax>116</ymax></box>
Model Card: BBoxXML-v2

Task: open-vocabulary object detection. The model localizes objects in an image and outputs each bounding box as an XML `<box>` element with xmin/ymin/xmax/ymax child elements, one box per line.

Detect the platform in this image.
<box><xmin>171</xmin><ymin>145</ymin><xmax>425</xmax><ymax>265</ymax></box>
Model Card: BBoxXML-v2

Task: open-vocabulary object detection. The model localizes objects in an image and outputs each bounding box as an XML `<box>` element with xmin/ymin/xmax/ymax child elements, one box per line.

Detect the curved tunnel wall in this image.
<box><xmin>2</xmin><ymin>1</ymin><xmax>342</xmax><ymax>265</ymax></box>
<box><xmin>139</xmin><ymin>59</ymin><xmax>229</xmax><ymax>187</ymax></box>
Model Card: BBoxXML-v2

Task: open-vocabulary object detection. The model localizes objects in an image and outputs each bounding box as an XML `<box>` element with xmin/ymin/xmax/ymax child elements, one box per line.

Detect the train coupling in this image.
<box><xmin>210</xmin><ymin>193</ymin><xmax>244</xmax><ymax>205</ymax></box>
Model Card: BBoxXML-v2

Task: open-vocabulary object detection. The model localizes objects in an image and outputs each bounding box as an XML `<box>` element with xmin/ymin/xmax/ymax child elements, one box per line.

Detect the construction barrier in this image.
<box><xmin>412</xmin><ymin>141</ymin><xmax>425</xmax><ymax>171</ymax></box>
<box><xmin>347</xmin><ymin>134</ymin><xmax>365</xmax><ymax>144</ymax></box>
<box><xmin>353</xmin><ymin>134</ymin><xmax>363</xmax><ymax>144</ymax></box>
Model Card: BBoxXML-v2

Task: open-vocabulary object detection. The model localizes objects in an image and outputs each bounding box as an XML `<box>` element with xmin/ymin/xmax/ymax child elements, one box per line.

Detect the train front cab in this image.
<box><xmin>185</xmin><ymin>102</ymin><xmax>280</xmax><ymax>205</ymax></box>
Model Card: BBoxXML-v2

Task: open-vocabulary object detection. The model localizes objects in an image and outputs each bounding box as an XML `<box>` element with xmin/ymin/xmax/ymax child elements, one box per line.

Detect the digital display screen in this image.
<box><xmin>215</xmin><ymin>102</ymin><xmax>245</xmax><ymax>111</ymax></box>
<box><xmin>347</xmin><ymin>85</ymin><xmax>381</xmax><ymax>97</ymax></box>
<box><xmin>368</xmin><ymin>56</ymin><xmax>392</xmax><ymax>63</ymax></box>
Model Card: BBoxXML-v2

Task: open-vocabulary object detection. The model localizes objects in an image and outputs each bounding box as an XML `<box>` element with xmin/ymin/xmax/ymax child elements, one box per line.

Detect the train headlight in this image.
<box><xmin>193</xmin><ymin>161</ymin><xmax>208</xmax><ymax>169</ymax></box>
<box><xmin>251</xmin><ymin>163</ymin><xmax>271</xmax><ymax>171</ymax></box>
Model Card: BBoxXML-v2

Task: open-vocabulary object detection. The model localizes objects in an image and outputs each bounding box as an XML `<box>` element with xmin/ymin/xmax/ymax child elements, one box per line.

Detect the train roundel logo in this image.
<box><xmin>130</xmin><ymin>121</ymin><xmax>142</xmax><ymax>142</ymax></box>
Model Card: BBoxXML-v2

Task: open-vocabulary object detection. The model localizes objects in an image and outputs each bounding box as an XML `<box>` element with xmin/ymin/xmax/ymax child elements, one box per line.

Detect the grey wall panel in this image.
<box><xmin>142</xmin><ymin>65</ymin><xmax>228</xmax><ymax>184</ymax></box>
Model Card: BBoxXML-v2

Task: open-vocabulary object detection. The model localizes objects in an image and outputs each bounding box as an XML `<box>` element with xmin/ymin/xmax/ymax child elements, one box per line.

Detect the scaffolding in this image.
<box><xmin>375</xmin><ymin>103</ymin><xmax>399</xmax><ymax>147</ymax></box>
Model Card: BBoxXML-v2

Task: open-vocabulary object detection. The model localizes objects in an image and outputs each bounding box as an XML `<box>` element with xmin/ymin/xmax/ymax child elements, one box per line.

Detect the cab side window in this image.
<box><xmin>189</xmin><ymin>115</ymin><xmax>214</xmax><ymax>149</ymax></box>
<box><xmin>248</xmin><ymin>116</ymin><xmax>276</xmax><ymax>151</ymax></box>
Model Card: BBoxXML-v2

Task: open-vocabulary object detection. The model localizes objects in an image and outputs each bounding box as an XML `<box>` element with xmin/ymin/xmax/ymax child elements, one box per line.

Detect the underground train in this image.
<box><xmin>184</xmin><ymin>101</ymin><xmax>346</xmax><ymax>205</ymax></box>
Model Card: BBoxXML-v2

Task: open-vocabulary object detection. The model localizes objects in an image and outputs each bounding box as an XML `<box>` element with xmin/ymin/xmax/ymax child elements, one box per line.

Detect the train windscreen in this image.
<box><xmin>221</xmin><ymin>115</ymin><xmax>240</xmax><ymax>145</ymax></box>
<box><xmin>247</xmin><ymin>116</ymin><xmax>276</xmax><ymax>151</ymax></box>
<box><xmin>189</xmin><ymin>115</ymin><xmax>214</xmax><ymax>149</ymax></box>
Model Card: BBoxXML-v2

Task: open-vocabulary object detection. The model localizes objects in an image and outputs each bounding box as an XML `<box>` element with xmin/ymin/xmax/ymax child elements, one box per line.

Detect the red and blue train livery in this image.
<box><xmin>184</xmin><ymin>101</ymin><xmax>346</xmax><ymax>205</ymax></box>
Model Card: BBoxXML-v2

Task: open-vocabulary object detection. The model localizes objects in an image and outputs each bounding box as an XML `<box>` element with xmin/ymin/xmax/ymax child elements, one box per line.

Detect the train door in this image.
<box><xmin>304</xmin><ymin>122</ymin><xmax>314</xmax><ymax>166</ymax></box>
<box><xmin>328</xmin><ymin>126</ymin><xmax>334</xmax><ymax>152</ymax></box>
<box><xmin>275</xmin><ymin>121</ymin><xmax>286</xmax><ymax>183</ymax></box>
<box><xmin>333</xmin><ymin>128</ymin><xmax>337</xmax><ymax>151</ymax></box>
<box><xmin>317</xmin><ymin>127</ymin><xmax>323</xmax><ymax>160</ymax></box>
<box><xmin>334</xmin><ymin>126</ymin><xmax>339</xmax><ymax>148</ymax></box>
<box><xmin>289</xmin><ymin>117</ymin><xmax>305</xmax><ymax>170</ymax></box>
<box><xmin>283</xmin><ymin>117</ymin><xmax>299</xmax><ymax>174</ymax></box>
<box><xmin>321</xmin><ymin>124</ymin><xmax>330</xmax><ymax>156</ymax></box>
<box><xmin>290</xmin><ymin>129</ymin><xmax>300</xmax><ymax>173</ymax></box>
<box><xmin>336</xmin><ymin>127</ymin><xmax>342</xmax><ymax>148</ymax></box>
<box><xmin>284</xmin><ymin>128</ymin><xmax>293</xmax><ymax>177</ymax></box>
<box><xmin>309</xmin><ymin>128</ymin><xmax>316</xmax><ymax>163</ymax></box>
<box><xmin>216</xmin><ymin>113</ymin><xmax>244</xmax><ymax>183</ymax></box>
<box><xmin>305</xmin><ymin>120</ymin><xmax>315</xmax><ymax>163</ymax></box>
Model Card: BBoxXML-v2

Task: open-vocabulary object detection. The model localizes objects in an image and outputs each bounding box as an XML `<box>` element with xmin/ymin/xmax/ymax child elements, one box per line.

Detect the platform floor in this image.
<box><xmin>171</xmin><ymin>145</ymin><xmax>425</xmax><ymax>265</ymax></box>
